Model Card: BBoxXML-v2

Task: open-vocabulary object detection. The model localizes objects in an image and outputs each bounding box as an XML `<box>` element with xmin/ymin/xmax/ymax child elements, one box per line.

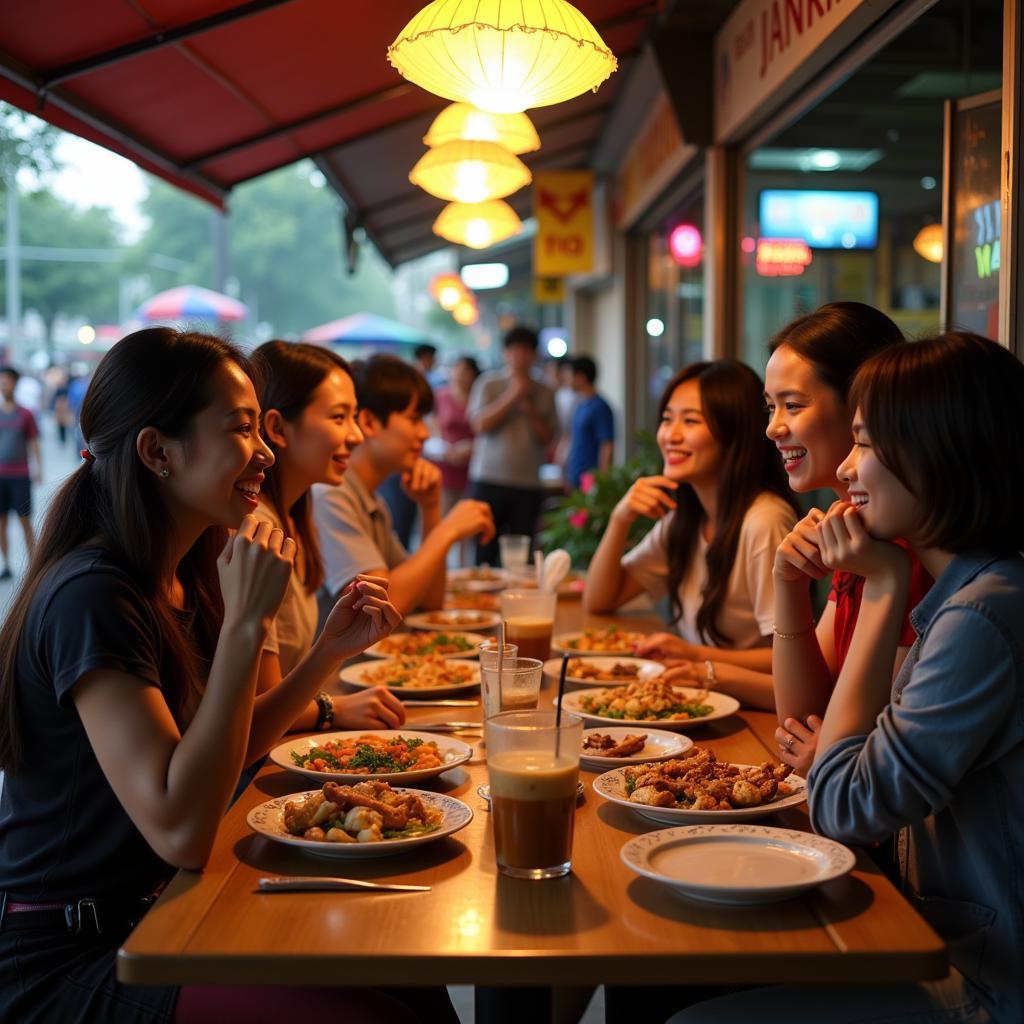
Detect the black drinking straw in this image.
<box><xmin>554</xmin><ymin>652</ymin><xmax>569</xmax><ymax>756</ymax></box>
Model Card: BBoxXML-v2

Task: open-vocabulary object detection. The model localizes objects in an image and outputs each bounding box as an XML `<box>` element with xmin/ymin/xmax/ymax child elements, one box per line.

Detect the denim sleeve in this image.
<box><xmin>807</xmin><ymin>603</ymin><xmax>1019</xmax><ymax>844</ymax></box>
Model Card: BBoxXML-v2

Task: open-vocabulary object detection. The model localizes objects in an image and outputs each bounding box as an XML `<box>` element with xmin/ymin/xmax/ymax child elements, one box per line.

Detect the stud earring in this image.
<box><xmin>160</xmin><ymin>468</ymin><xmax>170</xmax><ymax>479</ymax></box>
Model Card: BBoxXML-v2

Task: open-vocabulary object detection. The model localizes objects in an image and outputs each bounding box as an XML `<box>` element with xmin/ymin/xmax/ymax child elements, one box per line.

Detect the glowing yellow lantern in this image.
<box><xmin>410</xmin><ymin>140</ymin><xmax>531</xmax><ymax>203</ymax></box>
<box><xmin>913</xmin><ymin>223</ymin><xmax>944</xmax><ymax>264</ymax></box>
<box><xmin>433</xmin><ymin>200</ymin><xmax>523</xmax><ymax>249</ymax></box>
<box><xmin>424</xmin><ymin>103</ymin><xmax>540</xmax><ymax>155</ymax></box>
<box><xmin>429</xmin><ymin>272</ymin><xmax>468</xmax><ymax>309</ymax></box>
<box><xmin>388</xmin><ymin>0</ymin><xmax>618</xmax><ymax>114</ymax></box>
<box><xmin>452</xmin><ymin>299</ymin><xmax>479</xmax><ymax>325</ymax></box>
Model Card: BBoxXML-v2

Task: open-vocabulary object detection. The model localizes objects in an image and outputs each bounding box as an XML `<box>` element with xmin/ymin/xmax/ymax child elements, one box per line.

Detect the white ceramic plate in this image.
<box><xmin>405</xmin><ymin>610</ymin><xmax>501</xmax><ymax>631</ymax></box>
<box><xmin>552</xmin><ymin>630</ymin><xmax>646</xmax><ymax>656</ymax></box>
<box><xmin>620</xmin><ymin>824</ymin><xmax>855</xmax><ymax>905</ymax></box>
<box><xmin>247</xmin><ymin>788</ymin><xmax>473</xmax><ymax>859</ymax></box>
<box><xmin>269</xmin><ymin>730</ymin><xmax>473</xmax><ymax>785</ymax></box>
<box><xmin>556</xmin><ymin>686</ymin><xmax>740</xmax><ymax>730</ymax></box>
<box><xmin>543</xmin><ymin>656</ymin><xmax>665</xmax><ymax>687</ymax></box>
<box><xmin>580</xmin><ymin>727</ymin><xmax>692</xmax><ymax>769</ymax></box>
<box><xmin>340</xmin><ymin>658</ymin><xmax>481</xmax><ymax>698</ymax></box>
<box><xmin>364</xmin><ymin>631</ymin><xmax>488</xmax><ymax>659</ymax></box>
<box><xmin>592</xmin><ymin>764</ymin><xmax>807</xmax><ymax>824</ymax></box>
<box><xmin>447</xmin><ymin>567</ymin><xmax>507</xmax><ymax>592</ymax></box>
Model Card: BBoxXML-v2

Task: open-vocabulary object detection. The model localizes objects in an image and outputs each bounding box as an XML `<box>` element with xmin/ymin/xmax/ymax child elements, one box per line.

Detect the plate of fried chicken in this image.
<box><xmin>580</xmin><ymin>728</ymin><xmax>693</xmax><ymax>769</ymax></box>
<box><xmin>592</xmin><ymin>746</ymin><xmax>806</xmax><ymax>824</ymax></box>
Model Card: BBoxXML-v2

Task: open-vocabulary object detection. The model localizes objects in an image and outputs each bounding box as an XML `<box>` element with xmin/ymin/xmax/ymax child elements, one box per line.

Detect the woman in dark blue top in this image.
<box><xmin>0</xmin><ymin>329</ymin><xmax>454</xmax><ymax>1023</ymax></box>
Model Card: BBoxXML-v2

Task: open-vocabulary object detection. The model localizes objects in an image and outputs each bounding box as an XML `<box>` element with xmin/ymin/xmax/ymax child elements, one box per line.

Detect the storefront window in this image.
<box><xmin>739</xmin><ymin>0</ymin><xmax>1002</xmax><ymax>370</ymax></box>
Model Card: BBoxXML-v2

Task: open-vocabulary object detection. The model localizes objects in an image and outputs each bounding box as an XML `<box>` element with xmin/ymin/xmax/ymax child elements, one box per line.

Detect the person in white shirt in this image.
<box><xmin>584</xmin><ymin>360</ymin><xmax>798</xmax><ymax>710</ymax></box>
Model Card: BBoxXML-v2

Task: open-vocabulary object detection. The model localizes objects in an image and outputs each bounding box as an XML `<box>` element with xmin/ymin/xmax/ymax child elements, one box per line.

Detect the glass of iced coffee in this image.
<box><xmin>485</xmin><ymin>709</ymin><xmax>583</xmax><ymax>879</ymax></box>
<box><xmin>500</xmin><ymin>590</ymin><xmax>557</xmax><ymax>662</ymax></box>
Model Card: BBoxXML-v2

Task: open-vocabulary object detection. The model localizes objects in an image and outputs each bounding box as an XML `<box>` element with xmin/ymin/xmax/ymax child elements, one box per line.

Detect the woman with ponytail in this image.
<box><xmin>0</xmin><ymin>329</ymin><xmax>450</xmax><ymax>1023</ymax></box>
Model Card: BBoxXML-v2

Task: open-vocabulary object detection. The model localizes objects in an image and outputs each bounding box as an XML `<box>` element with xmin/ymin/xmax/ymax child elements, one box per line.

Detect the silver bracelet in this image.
<box><xmin>704</xmin><ymin>659</ymin><xmax>717</xmax><ymax>689</ymax></box>
<box><xmin>772</xmin><ymin>622</ymin><xmax>816</xmax><ymax>640</ymax></box>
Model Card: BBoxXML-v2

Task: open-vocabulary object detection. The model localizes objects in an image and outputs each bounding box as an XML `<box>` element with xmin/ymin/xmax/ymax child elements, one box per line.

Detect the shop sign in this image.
<box><xmin>755</xmin><ymin>238</ymin><xmax>813</xmax><ymax>276</ymax></box>
<box><xmin>715</xmin><ymin>0</ymin><xmax>901</xmax><ymax>142</ymax></box>
<box><xmin>534</xmin><ymin>276</ymin><xmax>567</xmax><ymax>303</ymax></box>
<box><xmin>534</xmin><ymin>171</ymin><xmax>595</xmax><ymax>276</ymax></box>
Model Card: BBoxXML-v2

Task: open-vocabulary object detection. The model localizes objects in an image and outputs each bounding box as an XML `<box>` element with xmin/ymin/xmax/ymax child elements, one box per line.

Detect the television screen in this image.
<box><xmin>759</xmin><ymin>190</ymin><xmax>879</xmax><ymax>250</ymax></box>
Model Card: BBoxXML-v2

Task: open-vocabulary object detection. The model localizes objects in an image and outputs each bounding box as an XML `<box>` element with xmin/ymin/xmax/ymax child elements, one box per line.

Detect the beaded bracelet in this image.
<box><xmin>772</xmin><ymin>623</ymin><xmax>816</xmax><ymax>640</ymax></box>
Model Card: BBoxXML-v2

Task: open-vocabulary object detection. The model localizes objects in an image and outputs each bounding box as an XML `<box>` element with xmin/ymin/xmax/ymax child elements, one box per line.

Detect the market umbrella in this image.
<box><xmin>302</xmin><ymin>313</ymin><xmax>430</xmax><ymax>347</ymax></box>
<box><xmin>138</xmin><ymin>285</ymin><xmax>249</xmax><ymax>323</ymax></box>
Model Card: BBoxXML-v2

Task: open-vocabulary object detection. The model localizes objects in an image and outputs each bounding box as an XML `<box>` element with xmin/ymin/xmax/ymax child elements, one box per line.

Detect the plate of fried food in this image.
<box><xmin>269</xmin><ymin>730</ymin><xmax>474</xmax><ymax>785</ymax></box>
<box><xmin>247</xmin><ymin>780</ymin><xmax>473</xmax><ymax>858</ymax></box>
<box><xmin>580</xmin><ymin>727</ymin><xmax>693</xmax><ymax>769</ymax></box>
<box><xmin>592</xmin><ymin>746</ymin><xmax>807</xmax><ymax>824</ymax></box>
<box><xmin>365</xmin><ymin>631</ymin><xmax>488</xmax><ymax>659</ymax></box>
<box><xmin>552</xmin><ymin>626</ymin><xmax>645</xmax><ymax>655</ymax></box>
<box><xmin>447</xmin><ymin>566</ymin><xmax>507</xmax><ymax>592</ymax></box>
<box><xmin>557</xmin><ymin>678</ymin><xmax>739</xmax><ymax>730</ymax></box>
<box><xmin>543</xmin><ymin>656</ymin><xmax>665</xmax><ymax>687</ymax></box>
<box><xmin>405</xmin><ymin>608</ymin><xmax>501</xmax><ymax>631</ymax></box>
<box><xmin>340</xmin><ymin>654</ymin><xmax>480</xmax><ymax>698</ymax></box>
<box><xmin>620</xmin><ymin>824</ymin><xmax>855</xmax><ymax>905</ymax></box>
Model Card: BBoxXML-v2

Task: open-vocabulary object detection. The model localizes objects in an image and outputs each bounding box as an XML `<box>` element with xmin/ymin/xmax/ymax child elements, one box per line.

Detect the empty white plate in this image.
<box><xmin>620</xmin><ymin>824</ymin><xmax>855</xmax><ymax>905</ymax></box>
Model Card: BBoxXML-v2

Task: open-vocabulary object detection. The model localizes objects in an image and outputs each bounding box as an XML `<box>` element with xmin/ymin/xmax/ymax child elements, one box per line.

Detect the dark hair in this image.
<box><xmin>659</xmin><ymin>361</ymin><xmax>799</xmax><ymax>646</ymax></box>
<box><xmin>413</xmin><ymin>343</ymin><xmax>437</xmax><ymax>362</ymax></box>
<box><xmin>354</xmin><ymin>354</ymin><xmax>434</xmax><ymax>423</ymax></box>
<box><xmin>454</xmin><ymin>355</ymin><xmax>480</xmax><ymax>378</ymax></box>
<box><xmin>769</xmin><ymin>302</ymin><xmax>904</xmax><ymax>400</ymax></box>
<box><xmin>504</xmin><ymin>325</ymin><xmax>539</xmax><ymax>351</ymax></box>
<box><xmin>0</xmin><ymin>328</ymin><xmax>250</xmax><ymax>773</ymax></box>
<box><xmin>571</xmin><ymin>355</ymin><xmax>597</xmax><ymax>384</ymax></box>
<box><xmin>850</xmin><ymin>331</ymin><xmax>1024</xmax><ymax>554</ymax></box>
<box><xmin>0</xmin><ymin>366</ymin><xmax>20</xmax><ymax>383</ymax></box>
<box><xmin>252</xmin><ymin>341</ymin><xmax>353</xmax><ymax>595</ymax></box>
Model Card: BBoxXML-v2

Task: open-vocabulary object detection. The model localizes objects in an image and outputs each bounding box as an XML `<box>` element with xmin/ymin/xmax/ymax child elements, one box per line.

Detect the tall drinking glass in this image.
<box><xmin>485</xmin><ymin>710</ymin><xmax>583</xmax><ymax>879</ymax></box>
<box><xmin>500</xmin><ymin>590</ymin><xmax>557</xmax><ymax>662</ymax></box>
<box><xmin>480</xmin><ymin>657</ymin><xmax>543</xmax><ymax>718</ymax></box>
<box><xmin>498</xmin><ymin>534</ymin><xmax>531</xmax><ymax>570</ymax></box>
<box><xmin>478</xmin><ymin>640</ymin><xmax>518</xmax><ymax>720</ymax></box>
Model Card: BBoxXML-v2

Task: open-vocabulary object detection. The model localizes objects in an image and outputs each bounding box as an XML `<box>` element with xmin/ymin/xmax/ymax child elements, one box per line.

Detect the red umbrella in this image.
<box><xmin>138</xmin><ymin>286</ymin><xmax>248</xmax><ymax>323</ymax></box>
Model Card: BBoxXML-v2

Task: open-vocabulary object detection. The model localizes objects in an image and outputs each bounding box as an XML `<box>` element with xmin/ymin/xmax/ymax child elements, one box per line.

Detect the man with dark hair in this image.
<box><xmin>313</xmin><ymin>354</ymin><xmax>494</xmax><ymax>614</ymax></box>
<box><xmin>566</xmin><ymin>355</ymin><xmax>614</xmax><ymax>489</ymax></box>
<box><xmin>468</xmin><ymin>326</ymin><xmax>557</xmax><ymax>564</ymax></box>
<box><xmin>0</xmin><ymin>366</ymin><xmax>40</xmax><ymax>578</ymax></box>
<box><xmin>413</xmin><ymin>343</ymin><xmax>438</xmax><ymax>376</ymax></box>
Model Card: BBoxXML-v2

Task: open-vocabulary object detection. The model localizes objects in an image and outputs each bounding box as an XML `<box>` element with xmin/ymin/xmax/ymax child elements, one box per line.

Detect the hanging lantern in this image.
<box><xmin>913</xmin><ymin>223</ymin><xmax>944</xmax><ymax>264</ymax></box>
<box><xmin>388</xmin><ymin>0</ymin><xmax>618</xmax><ymax>114</ymax></box>
<box><xmin>424</xmin><ymin>103</ymin><xmax>540</xmax><ymax>155</ymax></box>
<box><xmin>428</xmin><ymin>272</ymin><xmax>468</xmax><ymax>309</ymax></box>
<box><xmin>433</xmin><ymin>200</ymin><xmax>523</xmax><ymax>249</ymax></box>
<box><xmin>410</xmin><ymin>140</ymin><xmax>531</xmax><ymax>203</ymax></box>
<box><xmin>452</xmin><ymin>299</ymin><xmax>479</xmax><ymax>326</ymax></box>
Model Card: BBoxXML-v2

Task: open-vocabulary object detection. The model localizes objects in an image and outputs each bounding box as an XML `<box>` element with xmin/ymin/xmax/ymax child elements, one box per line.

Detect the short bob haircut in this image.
<box><xmin>849</xmin><ymin>330</ymin><xmax>1024</xmax><ymax>554</ymax></box>
<box><xmin>354</xmin><ymin>354</ymin><xmax>434</xmax><ymax>423</ymax></box>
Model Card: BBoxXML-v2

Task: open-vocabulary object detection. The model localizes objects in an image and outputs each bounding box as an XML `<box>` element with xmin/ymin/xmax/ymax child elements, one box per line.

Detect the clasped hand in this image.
<box><xmin>321</xmin><ymin>573</ymin><xmax>402</xmax><ymax>662</ymax></box>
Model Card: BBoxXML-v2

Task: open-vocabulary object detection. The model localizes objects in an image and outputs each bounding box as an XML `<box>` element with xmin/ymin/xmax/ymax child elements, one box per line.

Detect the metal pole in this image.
<box><xmin>211</xmin><ymin>208</ymin><xmax>229</xmax><ymax>293</ymax></box>
<box><xmin>4</xmin><ymin>172</ymin><xmax>20</xmax><ymax>365</ymax></box>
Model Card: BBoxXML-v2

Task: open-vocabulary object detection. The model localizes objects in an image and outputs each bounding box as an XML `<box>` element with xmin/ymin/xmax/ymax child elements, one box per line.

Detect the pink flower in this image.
<box><xmin>568</xmin><ymin>508</ymin><xmax>589</xmax><ymax>528</ymax></box>
<box><xmin>579</xmin><ymin>472</ymin><xmax>595</xmax><ymax>494</ymax></box>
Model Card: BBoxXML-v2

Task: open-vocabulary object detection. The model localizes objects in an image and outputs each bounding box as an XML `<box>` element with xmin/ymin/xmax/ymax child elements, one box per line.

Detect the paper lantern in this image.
<box><xmin>433</xmin><ymin>200</ymin><xmax>523</xmax><ymax>249</ymax></box>
<box><xmin>388</xmin><ymin>0</ymin><xmax>617</xmax><ymax>114</ymax></box>
<box><xmin>424</xmin><ymin>103</ymin><xmax>540</xmax><ymax>155</ymax></box>
<box><xmin>410</xmin><ymin>140</ymin><xmax>531</xmax><ymax>203</ymax></box>
<box><xmin>913</xmin><ymin>223</ymin><xmax>944</xmax><ymax>264</ymax></box>
<box><xmin>429</xmin><ymin>272</ymin><xmax>468</xmax><ymax>309</ymax></box>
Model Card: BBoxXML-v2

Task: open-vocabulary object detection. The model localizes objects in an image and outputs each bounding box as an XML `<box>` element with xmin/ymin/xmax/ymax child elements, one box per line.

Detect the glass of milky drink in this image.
<box><xmin>500</xmin><ymin>590</ymin><xmax>557</xmax><ymax>662</ymax></box>
<box><xmin>485</xmin><ymin>709</ymin><xmax>583</xmax><ymax>879</ymax></box>
<box><xmin>479</xmin><ymin>656</ymin><xmax>543</xmax><ymax>718</ymax></box>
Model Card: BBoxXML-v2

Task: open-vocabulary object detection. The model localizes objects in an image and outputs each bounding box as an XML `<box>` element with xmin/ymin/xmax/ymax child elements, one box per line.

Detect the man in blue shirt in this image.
<box><xmin>565</xmin><ymin>355</ymin><xmax>614</xmax><ymax>489</ymax></box>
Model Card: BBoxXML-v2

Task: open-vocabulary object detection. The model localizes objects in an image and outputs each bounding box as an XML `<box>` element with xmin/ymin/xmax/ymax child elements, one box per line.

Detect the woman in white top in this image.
<box><xmin>252</xmin><ymin>341</ymin><xmax>405</xmax><ymax>731</ymax></box>
<box><xmin>584</xmin><ymin>360</ymin><xmax>798</xmax><ymax>709</ymax></box>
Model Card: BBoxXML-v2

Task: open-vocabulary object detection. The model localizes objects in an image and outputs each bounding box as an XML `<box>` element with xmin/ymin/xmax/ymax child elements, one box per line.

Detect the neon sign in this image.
<box><xmin>755</xmin><ymin>238</ymin><xmax>813</xmax><ymax>277</ymax></box>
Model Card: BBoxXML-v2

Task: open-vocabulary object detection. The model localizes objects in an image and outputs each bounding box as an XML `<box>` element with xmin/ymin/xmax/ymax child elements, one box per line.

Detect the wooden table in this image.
<box><xmin>118</xmin><ymin>603</ymin><xmax>946</xmax><ymax>988</ymax></box>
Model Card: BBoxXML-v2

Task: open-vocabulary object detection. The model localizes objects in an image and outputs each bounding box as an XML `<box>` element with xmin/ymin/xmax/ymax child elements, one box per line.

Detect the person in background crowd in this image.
<box><xmin>546</xmin><ymin>355</ymin><xmax>579</xmax><ymax>471</ymax></box>
<box><xmin>412</xmin><ymin>342</ymin><xmax>442</xmax><ymax>388</ymax></box>
<box><xmin>12</xmin><ymin>371</ymin><xmax>42</xmax><ymax>416</ymax></box>
<box><xmin>0</xmin><ymin>328</ymin><xmax>460</xmax><ymax>1023</ymax></box>
<box><xmin>0</xmin><ymin>366</ymin><xmax>41</xmax><ymax>578</ymax></box>
<box><xmin>468</xmin><ymin>326</ymin><xmax>557</xmax><ymax>565</ymax></box>
<box><xmin>672</xmin><ymin>331</ymin><xmax>1024</xmax><ymax>1024</ymax></box>
<box><xmin>314</xmin><ymin>354</ymin><xmax>494</xmax><ymax>614</ymax></box>
<box><xmin>585</xmin><ymin>360</ymin><xmax>798</xmax><ymax>709</ymax></box>
<box><xmin>565</xmin><ymin>355</ymin><xmax>614</xmax><ymax>489</ymax></box>
<box><xmin>764</xmin><ymin>302</ymin><xmax>931</xmax><ymax>774</ymax></box>
<box><xmin>251</xmin><ymin>341</ymin><xmax>406</xmax><ymax>732</ymax></box>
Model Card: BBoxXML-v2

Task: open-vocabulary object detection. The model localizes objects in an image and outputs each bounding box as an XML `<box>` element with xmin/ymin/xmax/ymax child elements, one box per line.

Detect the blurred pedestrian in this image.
<box><xmin>565</xmin><ymin>355</ymin><xmax>615</xmax><ymax>489</ymax></box>
<box><xmin>0</xmin><ymin>366</ymin><xmax>41</xmax><ymax>576</ymax></box>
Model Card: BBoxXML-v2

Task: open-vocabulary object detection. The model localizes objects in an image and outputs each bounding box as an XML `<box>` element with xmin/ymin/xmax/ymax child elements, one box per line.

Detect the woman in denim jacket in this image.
<box><xmin>671</xmin><ymin>331</ymin><xmax>1024</xmax><ymax>1024</ymax></box>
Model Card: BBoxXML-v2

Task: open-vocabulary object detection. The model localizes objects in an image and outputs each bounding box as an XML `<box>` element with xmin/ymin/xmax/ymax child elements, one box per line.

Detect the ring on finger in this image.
<box><xmin>782</xmin><ymin>734</ymin><xmax>796</xmax><ymax>753</ymax></box>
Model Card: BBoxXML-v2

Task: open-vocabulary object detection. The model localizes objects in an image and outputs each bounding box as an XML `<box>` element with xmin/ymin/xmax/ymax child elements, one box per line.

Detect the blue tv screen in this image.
<box><xmin>759</xmin><ymin>190</ymin><xmax>879</xmax><ymax>250</ymax></box>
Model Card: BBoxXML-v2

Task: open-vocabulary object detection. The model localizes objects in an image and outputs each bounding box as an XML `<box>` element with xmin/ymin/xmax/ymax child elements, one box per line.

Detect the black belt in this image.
<box><xmin>0</xmin><ymin>890</ymin><xmax>159</xmax><ymax>936</ymax></box>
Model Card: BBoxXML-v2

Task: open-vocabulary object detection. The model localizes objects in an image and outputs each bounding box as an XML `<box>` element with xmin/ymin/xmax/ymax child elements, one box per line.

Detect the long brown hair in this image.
<box><xmin>660</xmin><ymin>361</ymin><xmax>798</xmax><ymax>646</ymax></box>
<box><xmin>251</xmin><ymin>341</ymin><xmax>353</xmax><ymax>594</ymax></box>
<box><xmin>0</xmin><ymin>328</ymin><xmax>251</xmax><ymax>773</ymax></box>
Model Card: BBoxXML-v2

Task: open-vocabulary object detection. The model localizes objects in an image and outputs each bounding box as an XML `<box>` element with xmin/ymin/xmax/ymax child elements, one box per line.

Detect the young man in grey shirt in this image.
<box><xmin>468</xmin><ymin>325</ymin><xmax>557</xmax><ymax>565</ymax></box>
